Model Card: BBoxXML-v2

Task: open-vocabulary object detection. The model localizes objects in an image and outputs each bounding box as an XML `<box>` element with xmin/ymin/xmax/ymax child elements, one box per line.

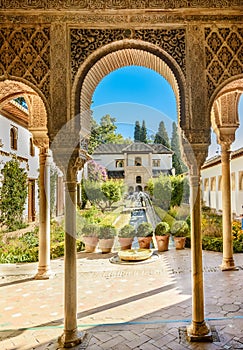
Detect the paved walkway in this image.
<box><xmin>0</xmin><ymin>245</ymin><xmax>243</xmax><ymax>350</ymax></box>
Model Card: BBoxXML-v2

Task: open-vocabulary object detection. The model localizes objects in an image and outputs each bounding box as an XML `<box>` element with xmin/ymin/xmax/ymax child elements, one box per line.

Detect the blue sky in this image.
<box><xmin>92</xmin><ymin>66</ymin><xmax>243</xmax><ymax>157</ymax></box>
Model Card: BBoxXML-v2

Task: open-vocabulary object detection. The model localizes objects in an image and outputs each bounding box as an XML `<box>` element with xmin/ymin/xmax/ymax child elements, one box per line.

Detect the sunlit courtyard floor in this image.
<box><xmin>0</xmin><ymin>245</ymin><xmax>243</xmax><ymax>350</ymax></box>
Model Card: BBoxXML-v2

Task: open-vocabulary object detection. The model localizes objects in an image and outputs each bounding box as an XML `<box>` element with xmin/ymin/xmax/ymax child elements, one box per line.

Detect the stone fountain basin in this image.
<box><xmin>118</xmin><ymin>248</ymin><xmax>153</xmax><ymax>261</ymax></box>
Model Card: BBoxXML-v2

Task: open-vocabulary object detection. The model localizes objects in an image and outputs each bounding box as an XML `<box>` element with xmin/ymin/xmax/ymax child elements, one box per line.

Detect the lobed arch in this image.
<box><xmin>210</xmin><ymin>75</ymin><xmax>243</xmax><ymax>131</ymax></box>
<box><xmin>0</xmin><ymin>79</ymin><xmax>49</xmax><ymax>142</ymax></box>
<box><xmin>72</xmin><ymin>39</ymin><xmax>187</xmax><ymax>141</ymax></box>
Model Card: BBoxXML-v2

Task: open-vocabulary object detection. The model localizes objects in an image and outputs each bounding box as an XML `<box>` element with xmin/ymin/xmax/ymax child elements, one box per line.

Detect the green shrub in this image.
<box><xmin>202</xmin><ymin>236</ymin><xmax>223</xmax><ymax>252</ymax></box>
<box><xmin>19</xmin><ymin>230</ymin><xmax>39</xmax><ymax>248</ymax></box>
<box><xmin>118</xmin><ymin>224</ymin><xmax>136</xmax><ymax>238</ymax></box>
<box><xmin>171</xmin><ymin>220</ymin><xmax>189</xmax><ymax>237</ymax></box>
<box><xmin>0</xmin><ymin>157</ymin><xmax>28</xmax><ymax>231</ymax></box>
<box><xmin>137</xmin><ymin>222</ymin><xmax>153</xmax><ymax>237</ymax></box>
<box><xmin>82</xmin><ymin>223</ymin><xmax>100</xmax><ymax>237</ymax></box>
<box><xmin>155</xmin><ymin>222</ymin><xmax>170</xmax><ymax>236</ymax></box>
<box><xmin>99</xmin><ymin>225</ymin><xmax>117</xmax><ymax>239</ymax></box>
<box><xmin>50</xmin><ymin>242</ymin><xmax>65</xmax><ymax>259</ymax></box>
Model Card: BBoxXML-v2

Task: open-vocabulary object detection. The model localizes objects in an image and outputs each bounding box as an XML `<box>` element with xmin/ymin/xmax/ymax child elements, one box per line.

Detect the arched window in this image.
<box><xmin>210</xmin><ymin>177</ymin><xmax>216</xmax><ymax>191</ymax></box>
<box><xmin>135</xmin><ymin>157</ymin><xmax>142</xmax><ymax>166</ymax></box>
<box><xmin>10</xmin><ymin>126</ymin><xmax>18</xmax><ymax>150</ymax></box>
<box><xmin>218</xmin><ymin>175</ymin><xmax>222</xmax><ymax>191</ymax></box>
<box><xmin>239</xmin><ymin>172</ymin><xmax>243</xmax><ymax>191</ymax></box>
<box><xmin>29</xmin><ymin>138</ymin><xmax>35</xmax><ymax>156</ymax></box>
<box><xmin>136</xmin><ymin>176</ymin><xmax>142</xmax><ymax>184</ymax></box>
<box><xmin>116</xmin><ymin>159</ymin><xmax>124</xmax><ymax>168</ymax></box>
<box><xmin>231</xmin><ymin>173</ymin><xmax>235</xmax><ymax>191</ymax></box>
<box><xmin>204</xmin><ymin>178</ymin><xmax>209</xmax><ymax>191</ymax></box>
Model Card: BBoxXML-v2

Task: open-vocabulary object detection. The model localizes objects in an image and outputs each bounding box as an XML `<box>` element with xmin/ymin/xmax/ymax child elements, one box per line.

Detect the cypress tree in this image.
<box><xmin>171</xmin><ymin>122</ymin><xmax>183</xmax><ymax>175</ymax></box>
<box><xmin>154</xmin><ymin>121</ymin><xmax>170</xmax><ymax>148</ymax></box>
<box><xmin>140</xmin><ymin>120</ymin><xmax>147</xmax><ymax>143</ymax></box>
<box><xmin>134</xmin><ymin>120</ymin><xmax>141</xmax><ymax>142</ymax></box>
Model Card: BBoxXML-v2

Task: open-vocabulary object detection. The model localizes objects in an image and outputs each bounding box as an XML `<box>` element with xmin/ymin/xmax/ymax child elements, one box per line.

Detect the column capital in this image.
<box><xmin>32</xmin><ymin>135</ymin><xmax>49</xmax><ymax>151</ymax></box>
<box><xmin>217</xmin><ymin>127</ymin><xmax>237</xmax><ymax>150</ymax></box>
<box><xmin>181</xmin><ymin>140</ymin><xmax>208</xmax><ymax>176</ymax></box>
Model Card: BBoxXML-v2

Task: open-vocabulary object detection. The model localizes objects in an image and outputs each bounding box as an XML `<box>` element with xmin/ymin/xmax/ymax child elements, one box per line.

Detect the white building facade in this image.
<box><xmin>0</xmin><ymin>100</ymin><xmax>65</xmax><ymax>224</ymax></box>
<box><xmin>201</xmin><ymin>148</ymin><xmax>243</xmax><ymax>217</ymax></box>
<box><xmin>93</xmin><ymin>142</ymin><xmax>173</xmax><ymax>193</ymax></box>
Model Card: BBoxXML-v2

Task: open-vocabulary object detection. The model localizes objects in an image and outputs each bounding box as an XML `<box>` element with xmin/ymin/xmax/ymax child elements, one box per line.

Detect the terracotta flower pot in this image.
<box><xmin>137</xmin><ymin>236</ymin><xmax>152</xmax><ymax>249</ymax></box>
<box><xmin>156</xmin><ymin>235</ymin><xmax>169</xmax><ymax>252</ymax></box>
<box><xmin>99</xmin><ymin>238</ymin><xmax>115</xmax><ymax>253</ymax></box>
<box><xmin>83</xmin><ymin>236</ymin><xmax>99</xmax><ymax>253</ymax></box>
<box><xmin>173</xmin><ymin>237</ymin><xmax>186</xmax><ymax>250</ymax></box>
<box><xmin>118</xmin><ymin>237</ymin><xmax>134</xmax><ymax>250</ymax></box>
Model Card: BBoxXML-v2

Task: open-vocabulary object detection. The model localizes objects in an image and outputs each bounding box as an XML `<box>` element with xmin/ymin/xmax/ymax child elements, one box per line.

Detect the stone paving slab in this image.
<box><xmin>0</xmin><ymin>248</ymin><xmax>243</xmax><ymax>349</ymax></box>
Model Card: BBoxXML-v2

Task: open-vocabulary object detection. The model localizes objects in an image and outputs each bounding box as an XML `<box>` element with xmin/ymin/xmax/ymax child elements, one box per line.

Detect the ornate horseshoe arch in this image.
<box><xmin>0</xmin><ymin>78</ymin><xmax>49</xmax><ymax>143</ymax></box>
<box><xmin>70</xmin><ymin>29</ymin><xmax>187</xmax><ymax>147</ymax></box>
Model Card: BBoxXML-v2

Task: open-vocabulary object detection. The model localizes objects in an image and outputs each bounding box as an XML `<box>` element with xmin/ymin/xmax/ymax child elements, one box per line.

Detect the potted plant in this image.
<box><xmin>171</xmin><ymin>220</ymin><xmax>189</xmax><ymax>250</ymax></box>
<box><xmin>155</xmin><ymin>221</ymin><xmax>170</xmax><ymax>252</ymax></box>
<box><xmin>98</xmin><ymin>224</ymin><xmax>117</xmax><ymax>253</ymax></box>
<box><xmin>118</xmin><ymin>224</ymin><xmax>136</xmax><ymax>250</ymax></box>
<box><xmin>81</xmin><ymin>223</ymin><xmax>100</xmax><ymax>253</ymax></box>
<box><xmin>136</xmin><ymin>222</ymin><xmax>153</xmax><ymax>249</ymax></box>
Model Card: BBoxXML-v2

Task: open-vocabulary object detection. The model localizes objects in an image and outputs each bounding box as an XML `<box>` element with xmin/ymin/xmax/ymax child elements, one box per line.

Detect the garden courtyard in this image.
<box><xmin>0</xmin><ymin>245</ymin><xmax>243</xmax><ymax>350</ymax></box>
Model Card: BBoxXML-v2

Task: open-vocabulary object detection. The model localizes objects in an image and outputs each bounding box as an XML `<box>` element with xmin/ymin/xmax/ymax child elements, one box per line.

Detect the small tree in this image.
<box><xmin>0</xmin><ymin>157</ymin><xmax>28</xmax><ymax>231</ymax></box>
<box><xmin>101</xmin><ymin>179</ymin><xmax>123</xmax><ymax>209</ymax></box>
<box><xmin>153</xmin><ymin>175</ymin><xmax>172</xmax><ymax>210</ymax></box>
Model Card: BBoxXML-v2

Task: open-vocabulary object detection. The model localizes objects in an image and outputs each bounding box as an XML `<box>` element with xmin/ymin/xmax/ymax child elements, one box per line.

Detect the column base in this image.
<box><xmin>187</xmin><ymin>321</ymin><xmax>213</xmax><ymax>342</ymax></box>
<box><xmin>58</xmin><ymin>329</ymin><xmax>86</xmax><ymax>348</ymax></box>
<box><xmin>220</xmin><ymin>258</ymin><xmax>238</xmax><ymax>271</ymax></box>
<box><xmin>34</xmin><ymin>267</ymin><xmax>52</xmax><ymax>280</ymax></box>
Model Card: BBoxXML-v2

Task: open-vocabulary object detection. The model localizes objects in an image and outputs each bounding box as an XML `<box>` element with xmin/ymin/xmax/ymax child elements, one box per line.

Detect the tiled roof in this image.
<box><xmin>202</xmin><ymin>147</ymin><xmax>243</xmax><ymax>169</ymax></box>
<box><xmin>93</xmin><ymin>142</ymin><xmax>173</xmax><ymax>155</ymax></box>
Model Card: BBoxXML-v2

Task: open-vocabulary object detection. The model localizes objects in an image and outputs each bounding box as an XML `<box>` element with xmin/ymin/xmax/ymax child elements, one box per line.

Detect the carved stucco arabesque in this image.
<box><xmin>205</xmin><ymin>26</ymin><xmax>243</xmax><ymax>100</ymax></box>
<box><xmin>0</xmin><ymin>26</ymin><xmax>50</xmax><ymax>100</ymax></box>
<box><xmin>0</xmin><ymin>0</ymin><xmax>242</xmax><ymax>10</ymax></box>
<box><xmin>70</xmin><ymin>28</ymin><xmax>186</xmax><ymax>81</ymax></box>
<box><xmin>0</xmin><ymin>5</ymin><xmax>242</xmax><ymax>162</ymax></box>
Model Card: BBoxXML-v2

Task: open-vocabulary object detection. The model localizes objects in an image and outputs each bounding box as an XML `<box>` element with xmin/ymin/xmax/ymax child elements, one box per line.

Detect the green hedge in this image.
<box><xmin>185</xmin><ymin>236</ymin><xmax>243</xmax><ymax>253</ymax></box>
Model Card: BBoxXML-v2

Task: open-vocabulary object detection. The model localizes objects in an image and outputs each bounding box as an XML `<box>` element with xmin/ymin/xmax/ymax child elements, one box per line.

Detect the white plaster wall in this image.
<box><xmin>152</xmin><ymin>154</ymin><xmax>172</xmax><ymax>170</ymax></box>
<box><xmin>0</xmin><ymin>114</ymin><xmax>39</xmax><ymax>221</ymax></box>
<box><xmin>201</xmin><ymin>154</ymin><xmax>243</xmax><ymax>216</ymax></box>
<box><xmin>93</xmin><ymin>154</ymin><xmax>124</xmax><ymax>170</ymax></box>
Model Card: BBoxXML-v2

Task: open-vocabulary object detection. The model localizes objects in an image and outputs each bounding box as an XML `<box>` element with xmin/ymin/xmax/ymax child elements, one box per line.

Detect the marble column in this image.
<box><xmin>58</xmin><ymin>166</ymin><xmax>85</xmax><ymax>348</ymax></box>
<box><xmin>187</xmin><ymin>169</ymin><xmax>212</xmax><ymax>341</ymax></box>
<box><xmin>181</xmin><ymin>140</ymin><xmax>212</xmax><ymax>341</ymax></box>
<box><xmin>220</xmin><ymin>141</ymin><xmax>237</xmax><ymax>271</ymax></box>
<box><xmin>35</xmin><ymin>146</ymin><xmax>51</xmax><ymax>279</ymax></box>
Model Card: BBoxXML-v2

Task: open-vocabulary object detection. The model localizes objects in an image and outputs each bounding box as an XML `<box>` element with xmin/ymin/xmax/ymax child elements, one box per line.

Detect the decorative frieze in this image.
<box><xmin>0</xmin><ymin>0</ymin><xmax>242</xmax><ymax>10</ymax></box>
<box><xmin>70</xmin><ymin>28</ymin><xmax>186</xmax><ymax>81</ymax></box>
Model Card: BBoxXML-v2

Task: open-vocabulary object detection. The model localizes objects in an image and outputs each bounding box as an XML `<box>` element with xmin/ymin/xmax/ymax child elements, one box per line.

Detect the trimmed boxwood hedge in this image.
<box><xmin>185</xmin><ymin>235</ymin><xmax>243</xmax><ymax>253</ymax></box>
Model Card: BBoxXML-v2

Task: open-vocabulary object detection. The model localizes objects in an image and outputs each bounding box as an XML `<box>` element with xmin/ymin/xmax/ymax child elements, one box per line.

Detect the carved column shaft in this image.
<box><xmin>219</xmin><ymin>140</ymin><xmax>237</xmax><ymax>271</ymax></box>
<box><xmin>35</xmin><ymin>144</ymin><xmax>51</xmax><ymax>279</ymax></box>
<box><xmin>181</xmin><ymin>139</ymin><xmax>212</xmax><ymax>341</ymax></box>
<box><xmin>212</xmin><ymin>92</ymin><xmax>240</xmax><ymax>271</ymax></box>
<box><xmin>55</xmin><ymin>149</ymin><xmax>87</xmax><ymax>348</ymax></box>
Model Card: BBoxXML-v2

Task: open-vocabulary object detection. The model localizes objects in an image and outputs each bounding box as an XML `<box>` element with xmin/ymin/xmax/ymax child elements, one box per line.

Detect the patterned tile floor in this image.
<box><xmin>0</xmin><ymin>247</ymin><xmax>243</xmax><ymax>350</ymax></box>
